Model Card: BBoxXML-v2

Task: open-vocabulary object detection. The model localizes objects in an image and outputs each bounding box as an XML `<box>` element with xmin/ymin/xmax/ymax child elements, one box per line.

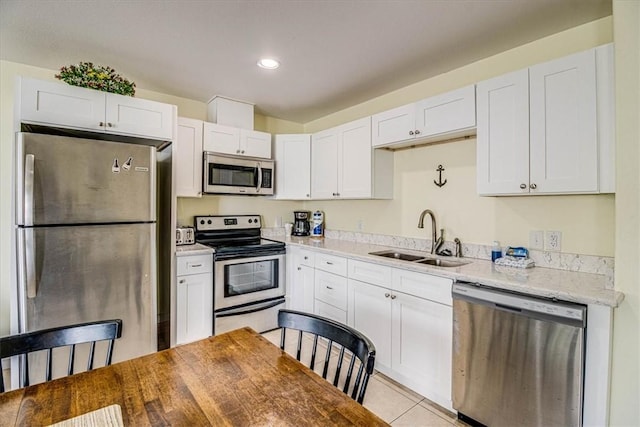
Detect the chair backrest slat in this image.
<box><xmin>0</xmin><ymin>319</ymin><xmax>122</xmax><ymax>392</ymax></box>
<box><xmin>278</xmin><ymin>309</ymin><xmax>375</xmax><ymax>404</ymax></box>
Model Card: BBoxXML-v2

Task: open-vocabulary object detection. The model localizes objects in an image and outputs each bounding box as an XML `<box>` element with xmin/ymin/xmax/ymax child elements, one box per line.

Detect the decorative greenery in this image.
<box><xmin>55</xmin><ymin>62</ymin><xmax>136</xmax><ymax>96</ymax></box>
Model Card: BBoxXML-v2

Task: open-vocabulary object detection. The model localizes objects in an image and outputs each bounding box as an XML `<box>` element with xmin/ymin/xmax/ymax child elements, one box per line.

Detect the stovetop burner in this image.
<box><xmin>194</xmin><ymin>215</ymin><xmax>285</xmax><ymax>256</ymax></box>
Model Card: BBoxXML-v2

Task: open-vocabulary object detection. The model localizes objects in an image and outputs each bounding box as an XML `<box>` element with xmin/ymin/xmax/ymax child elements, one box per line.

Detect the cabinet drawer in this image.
<box><xmin>177</xmin><ymin>254</ymin><xmax>213</xmax><ymax>276</ymax></box>
<box><xmin>314</xmin><ymin>270</ymin><xmax>348</xmax><ymax>311</ymax></box>
<box><xmin>314</xmin><ymin>253</ymin><xmax>348</xmax><ymax>276</ymax></box>
<box><xmin>315</xmin><ymin>300</ymin><xmax>347</xmax><ymax>325</ymax></box>
<box><xmin>348</xmin><ymin>259</ymin><xmax>392</xmax><ymax>287</ymax></box>
<box><xmin>391</xmin><ymin>269</ymin><xmax>452</xmax><ymax>306</ymax></box>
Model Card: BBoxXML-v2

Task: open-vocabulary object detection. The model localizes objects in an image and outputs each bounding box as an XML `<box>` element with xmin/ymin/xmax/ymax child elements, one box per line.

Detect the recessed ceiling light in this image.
<box><xmin>257</xmin><ymin>58</ymin><xmax>280</xmax><ymax>70</ymax></box>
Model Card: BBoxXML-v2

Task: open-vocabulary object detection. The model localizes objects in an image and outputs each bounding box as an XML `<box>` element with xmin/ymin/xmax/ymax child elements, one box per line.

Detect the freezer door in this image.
<box><xmin>15</xmin><ymin>132</ymin><xmax>156</xmax><ymax>225</ymax></box>
<box><xmin>15</xmin><ymin>223</ymin><xmax>157</xmax><ymax>373</ymax></box>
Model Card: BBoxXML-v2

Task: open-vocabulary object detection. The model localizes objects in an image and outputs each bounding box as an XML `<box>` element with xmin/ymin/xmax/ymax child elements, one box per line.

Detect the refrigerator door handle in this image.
<box><xmin>24</xmin><ymin>228</ymin><xmax>37</xmax><ymax>298</ymax></box>
<box><xmin>24</xmin><ymin>154</ymin><xmax>35</xmax><ymax>227</ymax></box>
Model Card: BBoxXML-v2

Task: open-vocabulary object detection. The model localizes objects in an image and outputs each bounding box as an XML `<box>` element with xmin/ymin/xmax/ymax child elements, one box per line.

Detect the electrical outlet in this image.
<box><xmin>357</xmin><ymin>220</ymin><xmax>364</xmax><ymax>231</ymax></box>
<box><xmin>544</xmin><ymin>231</ymin><xmax>562</xmax><ymax>252</ymax></box>
<box><xmin>529</xmin><ymin>230</ymin><xmax>544</xmax><ymax>250</ymax></box>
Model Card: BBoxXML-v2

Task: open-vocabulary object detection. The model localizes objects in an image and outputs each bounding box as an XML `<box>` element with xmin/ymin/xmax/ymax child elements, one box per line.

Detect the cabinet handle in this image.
<box><xmin>415</xmin><ymin>129</ymin><xmax>421</xmax><ymax>135</ymax></box>
<box><xmin>99</xmin><ymin>121</ymin><xmax>105</xmax><ymax>127</ymax></box>
<box><xmin>236</xmin><ymin>149</ymin><xmax>241</xmax><ymax>154</ymax></box>
<box><xmin>303</xmin><ymin>256</ymin><xmax>308</xmax><ymax>260</ymax></box>
<box><xmin>326</xmin><ymin>261</ymin><xmax>333</xmax><ymax>265</ymax></box>
<box><xmin>190</xmin><ymin>263</ymin><xmax>202</xmax><ymax>268</ymax></box>
<box><xmin>530</xmin><ymin>183</ymin><xmax>537</xmax><ymax>190</ymax></box>
<box><xmin>297</xmin><ymin>267</ymin><xmax>301</xmax><ymax>271</ymax></box>
<box><xmin>179</xmin><ymin>279</ymin><xmax>186</xmax><ymax>284</ymax></box>
<box><xmin>306</xmin><ymin>194</ymin><xmax>310</xmax><ymax>198</ymax></box>
<box><xmin>107</xmin><ymin>122</ymin><xmax>114</xmax><ymax>127</ymax></box>
<box><xmin>409</xmin><ymin>130</ymin><xmax>414</xmax><ymax>136</ymax></box>
<box><xmin>336</xmin><ymin>192</ymin><xmax>340</xmax><ymax>197</ymax></box>
<box><xmin>390</xmin><ymin>294</ymin><xmax>397</xmax><ymax>299</ymax></box>
<box><xmin>520</xmin><ymin>183</ymin><xmax>527</xmax><ymax>189</ymax></box>
<box><xmin>332</xmin><ymin>192</ymin><xmax>337</xmax><ymax>196</ymax></box>
<box><xmin>384</xmin><ymin>293</ymin><xmax>391</xmax><ymax>298</ymax></box>
<box><xmin>326</xmin><ymin>286</ymin><xmax>333</xmax><ymax>290</ymax></box>
<box><xmin>241</xmin><ymin>150</ymin><xmax>245</xmax><ymax>154</ymax></box>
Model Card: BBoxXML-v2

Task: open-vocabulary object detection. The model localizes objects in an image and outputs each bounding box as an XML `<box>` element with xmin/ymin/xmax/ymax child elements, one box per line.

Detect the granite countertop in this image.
<box><xmin>175</xmin><ymin>243</ymin><xmax>214</xmax><ymax>257</ymax></box>
<box><xmin>276</xmin><ymin>236</ymin><xmax>624</xmax><ymax>307</ymax></box>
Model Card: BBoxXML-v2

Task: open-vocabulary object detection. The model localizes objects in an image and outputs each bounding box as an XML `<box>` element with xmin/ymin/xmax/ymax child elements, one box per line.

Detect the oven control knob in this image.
<box><xmin>207</xmin><ymin>219</ymin><xmax>212</xmax><ymax>224</ymax></box>
<box><xmin>200</xmin><ymin>220</ymin><xmax>205</xmax><ymax>224</ymax></box>
<box><xmin>248</xmin><ymin>219</ymin><xmax>252</xmax><ymax>223</ymax></box>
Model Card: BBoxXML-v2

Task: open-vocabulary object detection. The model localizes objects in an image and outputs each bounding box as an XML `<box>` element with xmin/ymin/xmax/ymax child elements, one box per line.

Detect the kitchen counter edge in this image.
<box><xmin>175</xmin><ymin>243</ymin><xmax>214</xmax><ymax>257</ymax></box>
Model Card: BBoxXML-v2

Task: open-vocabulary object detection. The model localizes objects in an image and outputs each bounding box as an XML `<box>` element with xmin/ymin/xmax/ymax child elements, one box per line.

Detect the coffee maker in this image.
<box><xmin>293</xmin><ymin>211</ymin><xmax>311</xmax><ymax>236</ymax></box>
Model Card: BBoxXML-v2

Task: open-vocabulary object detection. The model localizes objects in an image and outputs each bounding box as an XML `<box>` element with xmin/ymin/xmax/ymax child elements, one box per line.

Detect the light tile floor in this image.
<box><xmin>262</xmin><ymin>329</ymin><xmax>466</xmax><ymax>426</ymax></box>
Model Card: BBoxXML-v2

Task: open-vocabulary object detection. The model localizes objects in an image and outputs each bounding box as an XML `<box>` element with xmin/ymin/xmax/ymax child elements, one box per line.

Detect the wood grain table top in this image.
<box><xmin>0</xmin><ymin>327</ymin><xmax>388</xmax><ymax>426</ymax></box>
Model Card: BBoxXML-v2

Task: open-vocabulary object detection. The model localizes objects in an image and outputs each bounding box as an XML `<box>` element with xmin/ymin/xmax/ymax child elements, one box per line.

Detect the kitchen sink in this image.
<box><xmin>415</xmin><ymin>258</ymin><xmax>469</xmax><ymax>267</ymax></box>
<box><xmin>368</xmin><ymin>250</ymin><xmax>470</xmax><ymax>267</ymax></box>
<box><xmin>368</xmin><ymin>250</ymin><xmax>424</xmax><ymax>261</ymax></box>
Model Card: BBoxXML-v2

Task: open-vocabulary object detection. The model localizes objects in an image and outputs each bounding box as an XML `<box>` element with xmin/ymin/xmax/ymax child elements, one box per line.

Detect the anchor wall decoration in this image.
<box><xmin>434</xmin><ymin>164</ymin><xmax>447</xmax><ymax>187</ymax></box>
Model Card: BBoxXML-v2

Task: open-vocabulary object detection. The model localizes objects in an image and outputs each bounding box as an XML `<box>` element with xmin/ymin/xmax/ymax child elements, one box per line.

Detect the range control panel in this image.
<box><xmin>195</xmin><ymin>215</ymin><xmax>261</xmax><ymax>231</ymax></box>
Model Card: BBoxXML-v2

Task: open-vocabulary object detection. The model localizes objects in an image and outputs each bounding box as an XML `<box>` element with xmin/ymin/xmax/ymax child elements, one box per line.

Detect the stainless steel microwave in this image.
<box><xmin>203</xmin><ymin>152</ymin><xmax>274</xmax><ymax>195</ymax></box>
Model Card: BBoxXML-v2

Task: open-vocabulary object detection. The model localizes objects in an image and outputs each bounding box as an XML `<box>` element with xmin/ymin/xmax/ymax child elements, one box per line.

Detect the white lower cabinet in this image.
<box><xmin>347</xmin><ymin>260</ymin><xmax>453</xmax><ymax>411</ymax></box>
<box><xmin>286</xmin><ymin>247</ymin><xmax>315</xmax><ymax>313</ymax></box>
<box><xmin>176</xmin><ymin>254</ymin><xmax>213</xmax><ymax>345</ymax></box>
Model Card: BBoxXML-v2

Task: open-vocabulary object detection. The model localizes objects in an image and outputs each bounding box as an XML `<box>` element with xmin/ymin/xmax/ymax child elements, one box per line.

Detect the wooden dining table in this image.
<box><xmin>0</xmin><ymin>327</ymin><xmax>387</xmax><ymax>426</ymax></box>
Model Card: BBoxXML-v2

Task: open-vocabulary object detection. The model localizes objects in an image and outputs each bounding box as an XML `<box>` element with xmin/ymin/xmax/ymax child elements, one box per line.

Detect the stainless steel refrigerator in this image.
<box><xmin>14</xmin><ymin>132</ymin><xmax>157</xmax><ymax>380</ymax></box>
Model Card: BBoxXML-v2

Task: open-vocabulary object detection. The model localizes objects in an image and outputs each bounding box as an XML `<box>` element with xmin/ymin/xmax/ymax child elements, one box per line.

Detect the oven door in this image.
<box><xmin>214</xmin><ymin>252</ymin><xmax>285</xmax><ymax>310</ymax></box>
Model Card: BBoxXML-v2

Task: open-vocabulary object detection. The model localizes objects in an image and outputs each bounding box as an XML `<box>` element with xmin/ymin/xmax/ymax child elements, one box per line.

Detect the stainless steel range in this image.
<box><xmin>195</xmin><ymin>215</ymin><xmax>285</xmax><ymax>335</ymax></box>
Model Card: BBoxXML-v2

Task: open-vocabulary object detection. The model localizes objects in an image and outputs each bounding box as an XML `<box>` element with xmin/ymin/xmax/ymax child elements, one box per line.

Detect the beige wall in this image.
<box><xmin>610</xmin><ymin>1</ymin><xmax>640</xmax><ymax>426</ymax></box>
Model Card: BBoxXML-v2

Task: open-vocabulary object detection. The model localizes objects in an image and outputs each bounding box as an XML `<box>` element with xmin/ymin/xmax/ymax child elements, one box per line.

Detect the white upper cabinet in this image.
<box><xmin>176</xmin><ymin>117</ymin><xmax>203</xmax><ymax>198</ymax></box>
<box><xmin>203</xmin><ymin>122</ymin><xmax>271</xmax><ymax>159</ymax></box>
<box><xmin>312</xmin><ymin>116</ymin><xmax>393</xmax><ymax>200</ymax></box>
<box><xmin>17</xmin><ymin>77</ymin><xmax>174</xmax><ymax>141</ymax></box>
<box><xmin>372</xmin><ymin>85</ymin><xmax>476</xmax><ymax>148</ymax></box>
<box><xmin>476</xmin><ymin>69</ymin><xmax>530</xmax><ymax>195</ymax></box>
<box><xmin>477</xmin><ymin>44</ymin><xmax>615</xmax><ymax>196</ymax></box>
<box><xmin>311</xmin><ymin>127</ymin><xmax>341</xmax><ymax>199</ymax></box>
<box><xmin>274</xmin><ymin>134</ymin><xmax>311</xmax><ymax>200</ymax></box>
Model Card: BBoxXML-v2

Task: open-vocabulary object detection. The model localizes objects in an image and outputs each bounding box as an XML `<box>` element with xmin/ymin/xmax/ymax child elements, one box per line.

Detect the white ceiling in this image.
<box><xmin>0</xmin><ymin>0</ymin><xmax>611</xmax><ymax>123</ymax></box>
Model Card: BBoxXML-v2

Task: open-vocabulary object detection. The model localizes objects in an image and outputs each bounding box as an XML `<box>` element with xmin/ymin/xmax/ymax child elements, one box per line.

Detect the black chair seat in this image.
<box><xmin>0</xmin><ymin>319</ymin><xmax>122</xmax><ymax>392</ymax></box>
<box><xmin>277</xmin><ymin>309</ymin><xmax>376</xmax><ymax>404</ymax></box>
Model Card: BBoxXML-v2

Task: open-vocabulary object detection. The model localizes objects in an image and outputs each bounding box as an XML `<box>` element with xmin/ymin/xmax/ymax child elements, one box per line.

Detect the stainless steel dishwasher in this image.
<box><xmin>452</xmin><ymin>282</ymin><xmax>586</xmax><ymax>427</ymax></box>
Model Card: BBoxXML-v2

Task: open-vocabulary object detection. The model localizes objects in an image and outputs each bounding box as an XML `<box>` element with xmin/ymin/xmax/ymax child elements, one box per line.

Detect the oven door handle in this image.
<box><xmin>216</xmin><ymin>298</ymin><xmax>285</xmax><ymax>318</ymax></box>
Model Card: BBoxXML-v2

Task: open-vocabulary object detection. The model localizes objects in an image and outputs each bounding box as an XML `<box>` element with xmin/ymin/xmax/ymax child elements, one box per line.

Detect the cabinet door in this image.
<box><xmin>176</xmin><ymin>117</ymin><xmax>203</xmax><ymax>198</ymax></box>
<box><xmin>176</xmin><ymin>272</ymin><xmax>213</xmax><ymax>345</ymax></box>
<box><xmin>476</xmin><ymin>69</ymin><xmax>530</xmax><ymax>195</ymax></box>
<box><xmin>105</xmin><ymin>93</ymin><xmax>174</xmax><ymax>140</ymax></box>
<box><xmin>274</xmin><ymin>134</ymin><xmax>311</xmax><ymax>199</ymax></box>
<box><xmin>415</xmin><ymin>85</ymin><xmax>476</xmax><ymax>138</ymax></box>
<box><xmin>203</xmin><ymin>122</ymin><xmax>240</xmax><ymax>154</ymax></box>
<box><xmin>289</xmin><ymin>265</ymin><xmax>315</xmax><ymax>313</ymax></box>
<box><xmin>371</xmin><ymin>103</ymin><xmax>415</xmax><ymax>147</ymax></box>
<box><xmin>19</xmin><ymin>77</ymin><xmax>105</xmax><ymax>132</ymax></box>
<box><xmin>348</xmin><ymin>279</ymin><xmax>392</xmax><ymax>370</ymax></box>
<box><xmin>240</xmin><ymin>129</ymin><xmax>272</xmax><ymax>159</ymax></box>
<box><xmin>392</xmin><ymin>293</ymin><xmax>453</xmax><ymax>411</ymax></box>
<box><xmin>311</xmin><ymin>128</ymin><xmax>339</xmax><ymax>199</ymax></box>
<box><xmin>338</xmin><ymin>117</ymin><xmax>372</xmax><ymax>198</ymax></box>
<box><xmin>529</xmin><ymin>49</ymin><xmax>598</xmax><ymax>193</ymax></box>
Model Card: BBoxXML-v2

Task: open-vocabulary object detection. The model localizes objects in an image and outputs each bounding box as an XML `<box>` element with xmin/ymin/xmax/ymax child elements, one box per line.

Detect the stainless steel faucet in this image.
<box><xmin>417</xmin><ymin>209</ymin><xmax>437</xmax><ymax>254</ymax></box>
<box><xmin>454</xmin><ymin>238</ymin><xmax>462</xmax><ymax>258</ymax></box>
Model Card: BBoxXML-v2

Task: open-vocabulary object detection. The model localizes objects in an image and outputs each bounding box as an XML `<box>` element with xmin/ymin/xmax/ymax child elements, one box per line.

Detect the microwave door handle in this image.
<box><xmin>256</xmin><ymin>162</ymin><xmax>263</xmax><ymax>192</ymax></box>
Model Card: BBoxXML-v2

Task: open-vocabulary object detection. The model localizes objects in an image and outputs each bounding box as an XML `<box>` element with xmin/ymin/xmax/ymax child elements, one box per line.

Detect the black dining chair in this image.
<box><xmin>0</xmin><ymin>319</ymin><xmax>123</xmax><ymax>393</ymax></box>
<box><xmin>277</xmin><ymin>309</ymin><xmax>376</xmax><ymax>404</ymax></box>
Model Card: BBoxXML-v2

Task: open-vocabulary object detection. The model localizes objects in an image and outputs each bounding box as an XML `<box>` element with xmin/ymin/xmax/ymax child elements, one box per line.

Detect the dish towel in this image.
<box><xmin>494</xmin><ymin>256</ymin><xmax>535</xmax><ymax>269</ymax></box>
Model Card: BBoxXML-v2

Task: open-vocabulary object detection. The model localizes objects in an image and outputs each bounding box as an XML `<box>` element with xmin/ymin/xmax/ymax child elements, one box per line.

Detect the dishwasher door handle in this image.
<box><xmin>495</xmin><ymin>303</ymin><xmax>522</xmax><ymax>314</ymax></box>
